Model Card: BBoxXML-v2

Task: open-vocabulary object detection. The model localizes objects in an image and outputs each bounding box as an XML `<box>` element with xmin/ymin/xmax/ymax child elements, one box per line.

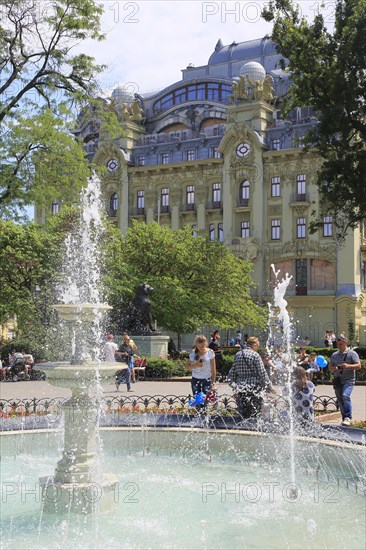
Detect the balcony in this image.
<box><xmin>289</xmin><ymin>193</ymin><xmax>311</xmax><ymax>207</ymax></box>
<box><xmin>136</xmin><ymin>125</ymin><xmax>225</xmax><ymax>147</ymax></box>
<box><xmin>129</xmin><ymin>207</ymin><xmax>145</xmax><ymax>217</ymax></box>
<box><xmin>154</xmin><ymin>205</ymin><xmax>170</xmax><ymax>215</ymax></box>
<box><xmin>180</xmin><ymin>203</ymin><xmax>196</xmax><ymax>213</ymax></box>
<box><xmin>206</xmin><ymin>201</ymin><xmax>222</xmax><ymax>211</ymax></box>
<box><xmin>235</xmin><ymin>198</ymin><xmax>250</xmax><ymax>210</ymax></box>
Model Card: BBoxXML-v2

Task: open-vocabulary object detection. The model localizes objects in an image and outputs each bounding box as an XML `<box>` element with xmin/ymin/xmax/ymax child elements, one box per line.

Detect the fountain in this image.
<box><xmin>0</xmin><ymin>176</ymin><xmax>365</xmax><ymax>548</ymax></box>
<box><xmin>37</xmin><ymin>174</ymin><xmax>125</xmax><ymax>513</ymax></box>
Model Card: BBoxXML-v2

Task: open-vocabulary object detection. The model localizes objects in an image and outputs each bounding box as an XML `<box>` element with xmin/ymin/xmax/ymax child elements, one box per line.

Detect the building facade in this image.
<box><xmin>36</xmin><ymin>37</ymin><xmax>366</xmax><ymax>346</ymax></box>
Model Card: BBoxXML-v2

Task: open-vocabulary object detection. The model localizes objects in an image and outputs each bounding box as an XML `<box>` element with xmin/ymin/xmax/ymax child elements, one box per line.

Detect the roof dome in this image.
<box><xmin>240</xmin><ymin>61</ymin><xmax>266</xmax><ymax>82</ymax></box>
<box><xmin>111</xmin><ymin>85</ymin><xmax>135</xmax><ymax>104</ymax></box>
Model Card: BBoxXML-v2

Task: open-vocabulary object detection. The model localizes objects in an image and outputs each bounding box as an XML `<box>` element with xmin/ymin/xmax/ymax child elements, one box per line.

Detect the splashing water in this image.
<box><xmin>61</xmin><ymin>174</ymin><xmax>105</xmax><ymax>306</ymax></box>
<box><xmin>269</xmin><ymin>265</ymin><xmax>297</xmax><ymax>495</ymax></box>
<box><xmin>57</xmin><ymin>173</ymin><xmax>108</xmax><ymax>363</ymax></box>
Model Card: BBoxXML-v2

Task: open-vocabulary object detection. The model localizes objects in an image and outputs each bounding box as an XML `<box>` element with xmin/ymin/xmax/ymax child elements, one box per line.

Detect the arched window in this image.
<box><xmin>239</xmin><ymin>180</ymin><xmax>250</xmax><ymax>206</ymax></box>
<box><xmin>110</xmin><ymin>193</ymin><xmax>118</xmax><ymax>216</ymax></box>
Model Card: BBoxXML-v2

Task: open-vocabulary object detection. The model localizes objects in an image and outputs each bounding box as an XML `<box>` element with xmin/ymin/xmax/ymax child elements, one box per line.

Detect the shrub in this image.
<box><xmin>144</xmin><ymin>358</ymin><xmax>174</xmax><ymax>379</ymax></box>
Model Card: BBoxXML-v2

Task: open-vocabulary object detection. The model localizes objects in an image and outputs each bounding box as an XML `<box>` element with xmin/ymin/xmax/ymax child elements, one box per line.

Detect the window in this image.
<box><xmin>218</xmin><ymin>223</ymin><xmax>224</xmax><ymax>242</ymax></box>
<box><xmin>297</xmin><ymin>217</ymin><xmax>306</xmax><ymax>239</ymax></box>
<box><xmin>271</xmin><ymin>219</ymin><xmax>281</xmax><ymax>240</ymax></box>
<box><xmin>192</xmin><ymin>225</ymin><xmax>197</xmax><ymax>238</ymax></box>
<box><xmin>137</xmin><ymin>190</ymin><xmax>144</xmax><ymax>212</ymax></box>
<box><xmin>271</xmin><ymin>177</ymin><xmax>280</xmax><ymax>197</ymax></box>
<box><xmin>51</xmin><ymin>200</ymin><xmax>60</xmax><ymax>215</ymax></box>
<box><xmin>186</xmin><ymin>185</ymin><xmax>194</xmax><ymax>208</ymax></box>
<box><xmin>154</xmin><ymin>83</ymin><xmax>232</xmax><ymax>111</ymax></box>
<box><xmin>296</xmin><ymin>259</ymin><xmax>308</xmax><ymax>295</ymax></box>
<box><xmin>210</xmin><ymin>147</ymin><xmax>221</xmax><ymax>158</ymax></box>
<box><xmin>161</xmin><ymin>152</ymin><xmax>170</xmax><ymax>164</ymax></box>
<box><xmin>161</xmin><ymin>188</ymin><xmax>169</xmax><ymax>211</ymax></box>
<box><xmin>310</xmin><ymin>259</ymin><xmax>335</xmax><ymax>290</ymax></box>
<box><xmin>109</xmin><ymin>193</ymin><xmax>118</xmax><ymax>216</ymax></box>
<box><xmin>212</xmin><ymin>182</ymin><xmax>221</xmax><ymax>206</ymax></box>
<box><xmin>361</xmin><ymin>261</ymin><xmax>366</xmax><ymax>290</ymax></box>
<box><xmin>272</xmin><ymin>138</ymin><xmax>281</xmax><ymax>150</ymax></box>
<box><xmin>186</xmin><ymin>149</ymin><xmax>195</xmax><ymax>161</ymax></box>
<box><xmin>209</xmin><ymin>223</ymin><xmax>215</xmax><ymax>241</ymax></box>
<box><xmin>239</xmin><ymin>180</ymin><xmax>250</xmax><ymax>206</ymax></box>
<box><xmin>323</xmin><ymin>216</ymin><xmax>333</xmax><ymax>237</ymax></box>
<box><xmin>241</xmin><ymin>221</ymin><xmax>250</xmax><ymax>238</ymax></box>
<box><xmin>296</xmin><ymin>174</ymin><xmax>306</xmax><ymax>201</ymax></box>
<box><xmin>136</xmin><ymin>155</ymin><xmax>145</xmax><ymax>166</ymax></box>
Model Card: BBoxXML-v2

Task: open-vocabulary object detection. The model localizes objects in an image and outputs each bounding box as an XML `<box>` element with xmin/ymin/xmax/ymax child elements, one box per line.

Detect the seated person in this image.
<box><xmin>306</xmin><ymin>352</ymin><xmax>320</xmax><ymax>381</ymax></box>
<box><xmin>296</xmin><ymin>347</ymin><xmax>309</xmax><ymax>369</ymax></box>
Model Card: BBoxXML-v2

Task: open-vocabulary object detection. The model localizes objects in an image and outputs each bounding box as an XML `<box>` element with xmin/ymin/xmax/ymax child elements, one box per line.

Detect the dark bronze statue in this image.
<box><xmin>123</xmin><ymin>283</ymin><xmax>157</xmax><ymax>335</ymax></box>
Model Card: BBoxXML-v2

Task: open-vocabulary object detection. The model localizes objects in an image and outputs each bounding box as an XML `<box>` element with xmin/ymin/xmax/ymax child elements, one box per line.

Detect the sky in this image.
<box><xmin>86</xmin><ymin>1</ymin><xmax>273</xmax><ymax>96</ymax></box>
<box><xmin>83</xmin><ymin>0</ymin><xmax>328</xmax><ymax>97</ymax></box>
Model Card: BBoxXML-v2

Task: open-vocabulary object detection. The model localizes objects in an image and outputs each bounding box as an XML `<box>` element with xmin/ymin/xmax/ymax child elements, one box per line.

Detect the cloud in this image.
<box><xmin>83</xmin><ymin>1</ymin><xmax>273</xmax><ymax>95</ymax></box>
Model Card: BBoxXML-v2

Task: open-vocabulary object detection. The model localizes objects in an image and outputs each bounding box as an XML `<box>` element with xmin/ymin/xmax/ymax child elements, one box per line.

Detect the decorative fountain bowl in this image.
<box><xmin>53</xmin><ymin>303</ymin><xmax>112</xmax><ymax>322</ymax></box>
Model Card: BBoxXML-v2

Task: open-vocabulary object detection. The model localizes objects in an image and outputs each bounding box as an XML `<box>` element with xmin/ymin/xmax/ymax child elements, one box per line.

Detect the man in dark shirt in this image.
<box><xmin>228</xmin><ymin>337</ymin><xmax>276</xmax><ymax>419</ymax></box>
<box><xmin>329</xmin><ymin>335</ymin><xmax>361</xmax><ymax>426</ymax></box>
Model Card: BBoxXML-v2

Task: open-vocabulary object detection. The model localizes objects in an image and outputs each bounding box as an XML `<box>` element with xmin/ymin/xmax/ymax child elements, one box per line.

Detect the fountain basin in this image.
<box><xmin>1</xmin><ymin>429</ymin><xmax>365</xmax><ymax>549</ymax></box>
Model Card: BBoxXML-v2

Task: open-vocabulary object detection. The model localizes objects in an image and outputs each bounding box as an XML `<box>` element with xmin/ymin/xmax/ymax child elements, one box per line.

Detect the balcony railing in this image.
<box><xmin>129</xmin><ymin>207</ymin><xmax>145</xmax><ymax>216</ymax></box>
<box><xmin>206</xmin><ymin>201</ymin><xmax>221</xmax><ymax>210</ymax></box>
<box><xmin>236</xmin><ymin>198</ymin><xmax>249</xmax><ymax>207</ymax></box>
<box><xmin>136</xmin><ymin>125</ymin><xmax>225</xmax><ymax>147</ymax></box>
<box><xmin>180</xmin><ymin>203</ymin><xmax>195</xmax><ymax>212</ymax></box>
<box><xmin>290</xmin><ymin>193</ymin><xmax>310</xmax><ymax>204</ymax></box>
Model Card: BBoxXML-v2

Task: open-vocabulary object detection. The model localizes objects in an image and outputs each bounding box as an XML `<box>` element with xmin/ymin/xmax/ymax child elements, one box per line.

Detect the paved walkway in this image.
<box><xmin>1</xmin><ymin>378</ymin><xmax>365</xmax><ymax>422</ymax></box>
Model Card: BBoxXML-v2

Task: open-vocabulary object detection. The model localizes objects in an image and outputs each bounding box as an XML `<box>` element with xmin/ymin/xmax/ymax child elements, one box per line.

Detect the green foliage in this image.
<box><xmin>0</xmin><ymin>0</ymin><xmax>123</xmax><ymax>217</ymax></box>
<box><xmin>262</xmin><ymin>0</ymin><xmax>366</xmax><ymax>239</ymax></box>
<box><xmin>144</xmin><ymin>358</ymin><xmax>175</xmax><ymax>379</ymax></box>
<box><xmin>114</xmin><ymin>221</ymin><xmax>267</xmax><ymax>336</ymax></box>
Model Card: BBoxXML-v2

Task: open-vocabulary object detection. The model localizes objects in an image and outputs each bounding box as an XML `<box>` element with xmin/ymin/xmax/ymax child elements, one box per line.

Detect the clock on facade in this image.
<box><xmin>236</xmin><ymin>143</ymin><xmax>251</xmax><ymax>158</ymax></box>
<box><xmin>107</xmin><ymin>159</ymin><xmax>119</xmax><ymax>173</ymax></box>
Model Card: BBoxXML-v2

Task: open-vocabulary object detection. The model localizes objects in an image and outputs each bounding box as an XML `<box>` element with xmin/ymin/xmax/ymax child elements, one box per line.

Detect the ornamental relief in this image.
<box><xmin>263</xmin><ymin>240</ymin><xmax>337</xmax><ymax>262</ymax></box>
<box><xmin>268</xmin><ymin>205</ymin><xmax>282</xmax><ymax>216</ymax></box>
<box><xmin>231</xmin><ymin>237</ymin><xmax>260</xmax><ymax>262</ymax></box>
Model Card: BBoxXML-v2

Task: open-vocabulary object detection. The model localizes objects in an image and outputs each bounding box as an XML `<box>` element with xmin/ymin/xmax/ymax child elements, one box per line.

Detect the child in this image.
<box><xmin>290</xmin><ymin>366</ymin><xmax>315</xmax><ymax>423</ymax></box>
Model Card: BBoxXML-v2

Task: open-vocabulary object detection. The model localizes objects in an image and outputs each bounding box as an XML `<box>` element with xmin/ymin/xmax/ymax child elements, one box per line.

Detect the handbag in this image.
<box><xmin>332</xmin><ymin>352</ymin><xmax>347</xmax><ymax>389</ymax></box>
<box><xmin>332</xmin><ymin>375</ymin><xmax>342</xmax><ymax>389</ymax></box>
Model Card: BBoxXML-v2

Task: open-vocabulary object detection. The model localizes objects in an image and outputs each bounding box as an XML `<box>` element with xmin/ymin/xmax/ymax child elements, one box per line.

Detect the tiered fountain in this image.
<box><xmin>39</xmin><ymin>175</ymin><xmax>125</xmax><ymax>513</ymax></box>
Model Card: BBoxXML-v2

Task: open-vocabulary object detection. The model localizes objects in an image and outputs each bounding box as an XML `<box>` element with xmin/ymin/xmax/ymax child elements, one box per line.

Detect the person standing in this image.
<box><xmin>208</xmin><ymin>330</ymin><xmax>224</xmax><ymax>378</ymax></box>
<box><xmin>103</xmin><ymin>334</ymin><xmax>118</xmax><ymax>362</ymax></box>
<box><xmin>228</xmin><ymin>336</ymin><xmax>276</xmax><ymax>419</ymax></box>
<box><xmin>186</xmin><ymin>335</ymin><xmax>216</xmax><ymax>397</ymax></box>
<box><xmin>115</xmin><ymin>334</ymin><xmax>140</xmax><ymax>391</ymax></box>
<box><xmin>329</xmin><ymin>335</ymin><xmax>361</xmax><ymax>426</ymax></box>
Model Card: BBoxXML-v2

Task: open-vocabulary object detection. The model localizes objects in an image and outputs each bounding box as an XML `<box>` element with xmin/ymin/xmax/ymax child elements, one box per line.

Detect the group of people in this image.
<box><xmin>186</xmin><ymin>331</ymin><xmax>361</xmax><ymax>427</ymax></box>
<box><xmin>323</xmin><ymin>330</ymin><xmax>338</xmax><ymax>349</ymax></box>
<box><xmin>0</xmin><ymin>350</ymin><xmax>34</xmax><ymax>379</ymax></box>
<box><xmin>104</xmin><ymin>333</ymin><xmax>141</xmax><ymax>391</ymax></box>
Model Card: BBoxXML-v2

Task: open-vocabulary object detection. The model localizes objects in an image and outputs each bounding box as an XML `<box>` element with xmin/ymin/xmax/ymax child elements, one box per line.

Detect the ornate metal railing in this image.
<box><xmin>0</xmin><ymin>395</ymin><xmax>339</xmax><ymax>417</ymax></box>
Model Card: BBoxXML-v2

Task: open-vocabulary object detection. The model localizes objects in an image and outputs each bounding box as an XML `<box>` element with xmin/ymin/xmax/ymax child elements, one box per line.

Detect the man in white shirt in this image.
<box><xmin>103</xmin><ymin>334</ymin><xmax>118</xmax><ymax>362</ymax></box>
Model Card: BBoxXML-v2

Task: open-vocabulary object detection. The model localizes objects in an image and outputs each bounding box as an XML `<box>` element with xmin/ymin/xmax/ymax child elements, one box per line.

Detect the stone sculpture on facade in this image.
<box><xmin>107</xmin><ymin>97</ymin><xmax>144</xmax><ymax>123</ymax></box>
<box><xmin>230</xmin><ymin>74</ymin><xmax>274</xmax><ymax>103</ymax></box>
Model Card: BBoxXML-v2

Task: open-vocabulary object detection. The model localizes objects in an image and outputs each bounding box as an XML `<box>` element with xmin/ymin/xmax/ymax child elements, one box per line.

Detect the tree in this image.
<box><xmin>0</xmin><ymin>219</ymin><xmax>62</xmax><ymax>342</ymax></box>
<box><xmin>0</xmin><ymin>0</ymin><xmax>120</xmax><ymax>217</ymax></box>
<box><xmin>107</xmin><ymin>221</ymin><xmax>267</xmax><ymax>347</ymax></box>
<box><xmin>262</xmin><ymin>0</ymin><xmax>366</xmax><ymax>239</ymax></box>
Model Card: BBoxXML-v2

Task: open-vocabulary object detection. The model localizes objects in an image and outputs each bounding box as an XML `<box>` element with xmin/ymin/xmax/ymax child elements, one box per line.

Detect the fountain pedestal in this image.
<box><xmin>40</xmin><ymin>362</ymin><xmax>124</xmax><ymax>514</ymax></box>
